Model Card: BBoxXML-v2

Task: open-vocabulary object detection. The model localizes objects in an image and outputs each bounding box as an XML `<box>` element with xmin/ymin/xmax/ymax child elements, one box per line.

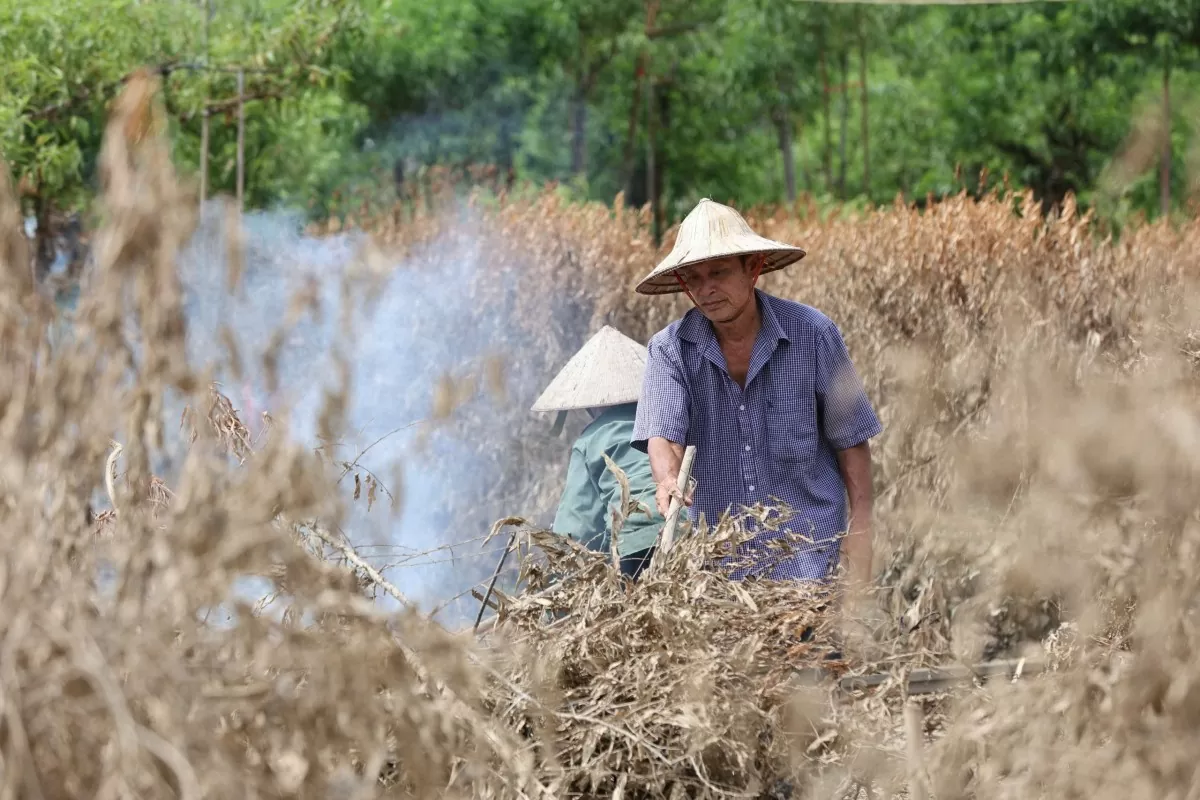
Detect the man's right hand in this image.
<box><xmin>648</xmin><ymin>437</ymin><xmax>692</xmax><ymax>518</ymax></box>
<box><xmin>655</xmin><ymin>477</ymin><xmax>693</xmax><ymax>518</ymax></box>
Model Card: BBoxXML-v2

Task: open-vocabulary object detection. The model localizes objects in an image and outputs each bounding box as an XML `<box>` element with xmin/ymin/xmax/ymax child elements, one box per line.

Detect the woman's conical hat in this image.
<box><xmin>635</xmin><ymin>198</ymin><xmax>806</xmax><ymax>295</ymax></box>
<box><xmin>531</xmin><ymin>326</ymin><xmax>647</xmax><ymax>413</ymax></box>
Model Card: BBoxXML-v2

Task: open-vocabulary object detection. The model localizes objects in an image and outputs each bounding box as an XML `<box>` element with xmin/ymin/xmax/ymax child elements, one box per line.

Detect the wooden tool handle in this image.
<box><xmin>657</xmin><ymin>444</ymin><xmax>696</xmax><ymax>555</ymax></box>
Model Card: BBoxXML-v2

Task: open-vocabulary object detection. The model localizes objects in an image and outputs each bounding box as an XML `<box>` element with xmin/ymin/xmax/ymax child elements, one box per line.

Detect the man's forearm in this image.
<box><xmin>836</xmin><ymin>441</ymin><xmax>874</xmax><ymax>586</ymax></box>
<box><xmin>647</xmin><ymin>436</ymin><xmax>685</xmax><ymax>486</ymax></box>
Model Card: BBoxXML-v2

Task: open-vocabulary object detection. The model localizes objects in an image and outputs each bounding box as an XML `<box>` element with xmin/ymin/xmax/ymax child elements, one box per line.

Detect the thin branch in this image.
<box><xmin>105</xmin><ymin>440</ymin><xmax>123</xmax><ymax>513</ymax></box>
<box><xmin>26</xmin><ymin>62</ymin><xmax>284</xmax><ymax>122</ymax></box>
<box><xmin>305</xmin><ymin>523</ymin><xmax>413</xmax><ymax>607</ymax></box>
<box><xmin>180</xmin><ymin>90</ymin><xmax>285</xmax><ymax>122</ymax></box>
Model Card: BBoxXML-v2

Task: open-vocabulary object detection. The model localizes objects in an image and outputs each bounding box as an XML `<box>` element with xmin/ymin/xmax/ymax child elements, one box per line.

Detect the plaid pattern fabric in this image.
<box><xmin>632</xmin><ymin>290</ymin><xmax>883</xmax><ymax>581</ymax></box>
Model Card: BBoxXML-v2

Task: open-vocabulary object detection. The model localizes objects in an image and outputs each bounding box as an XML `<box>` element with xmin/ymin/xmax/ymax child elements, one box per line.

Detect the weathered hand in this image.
<box><xmin>655</xmin><ymin>478</ymin><xmax>693</xmax><ymax>518</ymax></box>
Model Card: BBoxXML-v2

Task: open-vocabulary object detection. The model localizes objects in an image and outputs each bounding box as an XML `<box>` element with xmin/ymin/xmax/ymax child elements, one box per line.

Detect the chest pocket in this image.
<box><xmin>765</xmin><ymin>391</ymin><xmax>819</xmax><ymax>465</ymax></box>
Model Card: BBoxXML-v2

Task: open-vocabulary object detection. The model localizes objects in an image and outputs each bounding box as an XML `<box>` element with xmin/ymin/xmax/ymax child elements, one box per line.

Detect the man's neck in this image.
<box><xmin>711</xmin><ymin>293</ymin><xmax>762</xmax><ymax>348</ymax></box>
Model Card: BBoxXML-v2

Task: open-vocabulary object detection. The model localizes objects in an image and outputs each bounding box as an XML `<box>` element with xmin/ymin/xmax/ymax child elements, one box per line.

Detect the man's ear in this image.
<box><xmin>747</xmin><ymin>254</ymin><xmax>765</xmax><ymax>285</ymax></box>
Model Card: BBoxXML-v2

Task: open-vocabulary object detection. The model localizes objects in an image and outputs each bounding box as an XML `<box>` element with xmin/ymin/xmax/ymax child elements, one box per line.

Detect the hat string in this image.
<box><xmin>673</xmin><ymin>273</ymin><xmax>697</xmax><ymax>305</ymax></box>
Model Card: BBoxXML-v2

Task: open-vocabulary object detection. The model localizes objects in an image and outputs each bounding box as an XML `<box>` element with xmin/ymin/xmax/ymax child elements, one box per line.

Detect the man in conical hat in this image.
<box><xmin>630</xmin><ymin>199</ymin><xmax>882</xmax><ymax>591</ymax></box>
<box><xmin>533</xmin><ymin>325</ymin><xmax>666</xmax><ymax>579</ymax></box>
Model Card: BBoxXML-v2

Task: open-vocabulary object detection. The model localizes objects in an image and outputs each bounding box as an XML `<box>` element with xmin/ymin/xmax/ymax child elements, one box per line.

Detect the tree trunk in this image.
<box><xmin>647</xmin><ymin>78</ymin><xmax>660</xmax><ymax>246</ymax></box>
<box><xmin>621</xmin><ymin>58</ymin><xmax>645</xmax><ymax>199</ymax></box>
<box><xmin>859</xmin><ymin>12</ymin><xmax>870</xmax><ymax>198</ymax></box>
<box><xmin>798</xmin><ymin>116</ymin><xmax>811</xmax><ymax>196</ymax></box>
<box><xmin>1160</xmin><ymin>50</ymin><xmax>1172</xmax><ymax>218</ymax></box>
<box><xmin>837</xmin><ymin>47</ymin><xmax>850</xmax><ymax>199</ymax></box>
<box><xmin>200</xmin><ymin>111</ymin><xmax>210</xmax><ymax>204</ymax></box>
<box><xmin>34</xmin><ymin>198</ymin><xmax>55</xmax><ymax>284</ymax></box>
<box><xmin>200</xmin><ymin>0</ymin><xmax>212</xmax><ymax>205</ymax></box>
<box><xmin>623</xmin><ymin>1</ymin><xmax>659</xmax><ymax>201</ymax></box>
<box><xmin>657</xmin><ymin>86</ymin><xmax>669</xmax><ymax>234</ymax></box>
<box><xmin>775</xmin><ymin>108</ymin><xmax>797</xmax><ymax>205</ymax></box>
<box><xmin>571</xmin><ymin>83</ymin><xmax>589</xmax><ymax>177</ymax></box>
<box><xmin>820</xmin><ymin>40</ymin><xmax>832</xmax><ymax>193</ymax></box>
<box><xmin>571</xmin><ymin>33</ymin><xmax>590</xmax><ymax>178</ymax></box>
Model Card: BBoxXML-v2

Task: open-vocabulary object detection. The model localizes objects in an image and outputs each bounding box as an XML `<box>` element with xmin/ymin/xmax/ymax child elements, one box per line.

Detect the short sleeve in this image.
<box><xmin>814</xmin><ymin>323</ymin><xmax>883</xmax><ymax>451</ymax></box>
<box><xmin>551</xmin><ymin>442</ymin><xmax>607</xmax><ymax>550</ymax></box>
<box><xmin>631</xmin><ymin>336</ymin><xmax>691</xmax><ymax>453</ymax></box>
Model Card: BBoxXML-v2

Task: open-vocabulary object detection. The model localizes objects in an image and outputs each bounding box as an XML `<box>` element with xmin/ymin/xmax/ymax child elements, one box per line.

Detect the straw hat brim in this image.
<box><xmin>634</xmin><ymin>241</ymin><xmax>806</xmax><ymax>295</ymax></box>
<box><xmin>530</xmin><ymin>325</ymin><xmax>648</xmax><ymax>413</ymax></box>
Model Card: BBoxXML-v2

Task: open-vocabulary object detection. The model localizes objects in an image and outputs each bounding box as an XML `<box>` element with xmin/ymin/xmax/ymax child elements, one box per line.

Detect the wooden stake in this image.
<box><xmin>236</xmin><ymin>68</ymin><xmax>245</xmax><ymax>212</ymax></box>
<box><xmin>200</xmin><ymin>110</ymin><xmax>209</xmax><ymax>204</ymax></box>
<box><xmin>904</xmin><ymin>700</ymin><xmax>927</xmax><ymax>800</ymax></box>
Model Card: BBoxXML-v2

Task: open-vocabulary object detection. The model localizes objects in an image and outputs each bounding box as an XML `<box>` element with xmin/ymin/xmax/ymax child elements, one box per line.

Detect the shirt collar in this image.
<box><xmin>677</xmin><ymin>289</ymin><xmax>789</xmax><ymax>346</ymax></box>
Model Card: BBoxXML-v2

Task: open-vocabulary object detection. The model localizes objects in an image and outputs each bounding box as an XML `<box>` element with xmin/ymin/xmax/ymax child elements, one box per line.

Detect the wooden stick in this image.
<box><xmin>473</xmin><ymin>568</ymin><xmax>585</xmax><ymax>637</ymax></box>
<box><xmin>837</xmin><ymin>657</ymin><xmax>1044</xmax><ymax>695</ymax></box>
<box><xmin>105</xmin><ymin>439</ymin><xmax>124</xmax><ymax>514</ymax></box>
<box><xmin>657</xmin><ymin>444</ymin><xmax>696</xmax><ymax>555</ymax></box>
<box><xmin>473</xmin><ymin>530</ymin><xmax>517</xmax><ymax>632</ymax></box>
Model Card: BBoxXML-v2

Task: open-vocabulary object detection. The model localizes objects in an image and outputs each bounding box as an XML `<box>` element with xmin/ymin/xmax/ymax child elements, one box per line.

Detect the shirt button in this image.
<box><xmin>744</xmin><ymin>444</ymin><xmax>751</xmax><ymax>452</ymax></box>
<box><xmin>739</xmin><ymin>405</ymin><xmax>745</xmax><ymax>411</ymax></box>
<box><xmin>748</xmin><ymin>485</ymin><xmax>756</xmax><ymax>492</ymax></box>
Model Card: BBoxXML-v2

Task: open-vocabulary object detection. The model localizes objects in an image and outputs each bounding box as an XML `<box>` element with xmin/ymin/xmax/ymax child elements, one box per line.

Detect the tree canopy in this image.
<box><xmin>2</xmin><ymin>0</ymin><xmax>1199</xmax><ymax>244</ymax></box>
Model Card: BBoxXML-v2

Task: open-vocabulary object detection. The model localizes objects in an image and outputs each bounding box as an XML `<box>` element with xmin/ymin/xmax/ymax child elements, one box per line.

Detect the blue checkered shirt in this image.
<box><xmin>631</xmin><ymin>290</ymin><xmax>883</xmax><ymax>581</ymax></box>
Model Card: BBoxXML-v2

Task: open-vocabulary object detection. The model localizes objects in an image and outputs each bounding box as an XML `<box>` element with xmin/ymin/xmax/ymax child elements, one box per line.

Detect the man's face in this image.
<box><xmin>676</xmin><ymin>256</ymin><xmax>761</xmax><ymax>324</ymax></box>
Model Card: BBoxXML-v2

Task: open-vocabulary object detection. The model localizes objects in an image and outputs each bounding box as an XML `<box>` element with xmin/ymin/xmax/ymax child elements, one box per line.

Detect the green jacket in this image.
<box><xmin>551</xmin><ymin>403</ymin><xmax>664</xmax><ymax>556</ymax></box>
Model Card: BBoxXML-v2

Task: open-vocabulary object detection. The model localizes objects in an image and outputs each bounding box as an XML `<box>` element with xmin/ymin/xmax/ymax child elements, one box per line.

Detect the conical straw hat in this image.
<box><xmin>531</xmin><ymin>325</ymin><xmax>648</xmax><ymax>413</ymax></box>
<box><xmin>635</xmin><ymin>198</ymin><xmax>806</xmax><ymax>295</ymax></box>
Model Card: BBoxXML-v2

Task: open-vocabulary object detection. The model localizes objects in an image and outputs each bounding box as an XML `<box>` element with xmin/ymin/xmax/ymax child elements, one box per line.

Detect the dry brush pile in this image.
<box><xmin>5</xmin><ymin>68</ymin><xmax>1200</xmax><ymax>799</ymax></box>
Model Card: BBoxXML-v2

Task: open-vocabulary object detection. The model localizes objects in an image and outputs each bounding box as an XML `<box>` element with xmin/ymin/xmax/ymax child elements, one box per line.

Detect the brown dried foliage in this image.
<box><xmin>0</xmin><ymin>69</ymin><xmax>537</xmax><ymax>800</ymax></box>
<box><xmin>7</xmin><ymin>71</ymin><xmax>1200</xmax><ymax>799</ymax></box>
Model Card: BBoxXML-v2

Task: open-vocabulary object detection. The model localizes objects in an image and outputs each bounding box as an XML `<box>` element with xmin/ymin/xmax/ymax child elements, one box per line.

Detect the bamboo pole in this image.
<box><xmin>236</xmin><ymin>68</ymin><xmax>245</xmax><ymax>212</ymax></box>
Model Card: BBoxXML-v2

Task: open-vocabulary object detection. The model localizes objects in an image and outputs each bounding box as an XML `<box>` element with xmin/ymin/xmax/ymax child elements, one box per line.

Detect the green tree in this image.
<box><xmin>1080</xmin><ymin>0</ymin><xmax>1200</xmax><ymax>214</ymax></box>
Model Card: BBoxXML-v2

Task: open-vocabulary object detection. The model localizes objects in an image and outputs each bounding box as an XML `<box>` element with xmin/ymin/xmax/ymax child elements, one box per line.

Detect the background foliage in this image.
<box><xmin>4</xmin><ymin>0</ymin><xmax>1200</xmax><ymax>237</ymax></box>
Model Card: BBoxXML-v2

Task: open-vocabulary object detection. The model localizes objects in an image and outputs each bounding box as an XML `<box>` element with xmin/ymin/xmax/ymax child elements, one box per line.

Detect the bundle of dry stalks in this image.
<box><xmin>479</xmin><ymin>522</ymin><xmax>850</xmax><ymax>799</ymax></box>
